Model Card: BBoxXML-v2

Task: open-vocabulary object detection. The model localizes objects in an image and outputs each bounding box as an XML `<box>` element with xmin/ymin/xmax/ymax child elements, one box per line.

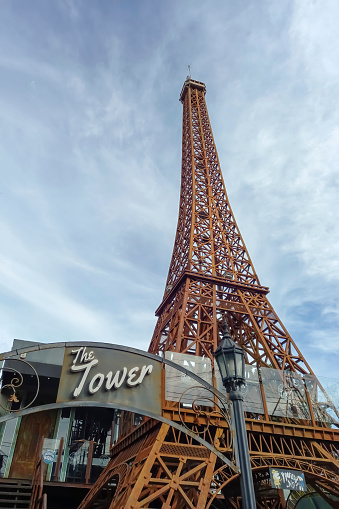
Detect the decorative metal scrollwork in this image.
<box><xmin>0</xmin><ymin>358</ymin><xmax>40</xmax><ymax>412</ymax></box>
<box><xmin>178</xmin><ymin>385</ymin><xmax>233</xmax><ymax>450</ymax></box>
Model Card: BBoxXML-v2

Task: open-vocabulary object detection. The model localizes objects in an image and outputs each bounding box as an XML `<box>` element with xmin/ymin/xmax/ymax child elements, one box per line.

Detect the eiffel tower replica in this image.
<box><xmin>79</xmin><ymin>78</ymin><xmax>339</xmax><ymax>508</ymax></box>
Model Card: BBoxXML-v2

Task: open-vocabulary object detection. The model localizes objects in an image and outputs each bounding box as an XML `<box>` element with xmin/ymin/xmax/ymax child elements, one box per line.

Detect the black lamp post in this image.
<box><xmin>214</xmin><ymin>322</ymin><xmax>256</xmax><ymax>509</ymax></box>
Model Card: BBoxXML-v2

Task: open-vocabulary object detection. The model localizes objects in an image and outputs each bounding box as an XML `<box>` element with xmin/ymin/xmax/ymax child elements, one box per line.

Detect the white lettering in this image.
<box><xmin>87</xmin><ymin>351</ymin><xmax>94</xmax><ymax>361</ymax></box>
<box><xmin>105</xmin><ymin>367</ymin><xmax>128</xmax><ymax>390</ymax></box>
<box><xmin>69</xmin><ymin>349</ymin><xmax>154</xmax><ymax>397</ymax></box>
<box><xmin>71</xmin><ymin>359</ymin><xmax>98</xmax><ymax>398</ymax></box>
<box><xmin>71</xmin><ymin>348</ymin><xmax>82</xmax><ymax>365</ymax></box>
<box><xmin>89</xmin><ymin>373</ymin><xmax>105</xmax><ymax>394</ymax></box>
<box><xmin>134</xmin><ymin>364</ymin><xmax>153</xmax><ymax>384</ymax></box>
<box><xmin>71</xmin><ymin>347</ymin><xmax>95</xmax><ymax>365</ymax></box>
<box><xmin>126</xmin><ymin>367</ymin><xmax>140</xmax><ymax>387</ymax></box>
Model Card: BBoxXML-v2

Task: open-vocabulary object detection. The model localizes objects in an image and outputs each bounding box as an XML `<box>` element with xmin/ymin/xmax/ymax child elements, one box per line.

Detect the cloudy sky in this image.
<box><xmin>0</xmin><ymin>1</ymin><xmax>338</xmax><ymax>379</ymax></box>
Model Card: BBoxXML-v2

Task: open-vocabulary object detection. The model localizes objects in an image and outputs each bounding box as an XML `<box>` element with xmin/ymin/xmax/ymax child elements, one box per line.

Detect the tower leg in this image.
<box><xmin>79</xmin><ymin>422</ymin><xmax>219</xmax><ymax>509</ymax></box>
<box><xmin>117</xmin><ymin>423</ymin><xmax>218</xmax><ymax>509</ymax></box>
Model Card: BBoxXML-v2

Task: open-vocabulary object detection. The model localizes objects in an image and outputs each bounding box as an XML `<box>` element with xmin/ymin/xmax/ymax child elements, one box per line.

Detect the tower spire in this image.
<box><xmin>165</xmin><ymin>77</ymin><xmax>260</xmax><ymax>292</ymax></box>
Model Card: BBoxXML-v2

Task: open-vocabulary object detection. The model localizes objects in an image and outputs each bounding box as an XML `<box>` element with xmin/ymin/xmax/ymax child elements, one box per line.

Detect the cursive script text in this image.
<box><xmin>70</xmin><ymin>347</ymin><xmax>153</xmax><ymax>398</ymax></box>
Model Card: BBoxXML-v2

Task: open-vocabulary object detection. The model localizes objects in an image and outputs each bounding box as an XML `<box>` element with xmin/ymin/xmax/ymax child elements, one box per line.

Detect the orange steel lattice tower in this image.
<box><xmin>78</xmin><ymin>79</ymin><xmax>339</xmax><ymax>509</ymax></box>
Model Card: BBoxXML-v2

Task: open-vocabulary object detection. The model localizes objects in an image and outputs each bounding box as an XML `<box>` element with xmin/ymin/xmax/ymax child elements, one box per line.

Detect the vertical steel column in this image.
<box><xmin>229</xmin><ymin>389</ymin><xmax>256</xmax><ymax>509</ymax></box>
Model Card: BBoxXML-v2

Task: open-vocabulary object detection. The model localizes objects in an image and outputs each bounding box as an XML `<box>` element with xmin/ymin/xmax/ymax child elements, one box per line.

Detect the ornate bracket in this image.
<box><xmin>178</xmin><ymin>385</ymin><xmax>233</xmax><ymax>449</ymax></box>
<box><xmin>0</xmin><ymin>358</ymin><xmax>40</xmax><ymax>412</ymax></box>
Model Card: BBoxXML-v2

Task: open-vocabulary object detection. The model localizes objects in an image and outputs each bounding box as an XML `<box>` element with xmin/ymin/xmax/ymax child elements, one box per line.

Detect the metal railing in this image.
<box><xmin>30</xmin><ymin>436</ymin><xmax>47</xmax><ymax>509</ymax></box>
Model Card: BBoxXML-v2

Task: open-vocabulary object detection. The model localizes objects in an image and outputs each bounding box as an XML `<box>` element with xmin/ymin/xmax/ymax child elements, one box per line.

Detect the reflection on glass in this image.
<box><xmin>242</xmin><ymin>366</ymin><xmax>264</xmax><ymax>415</ymax></box>
<box><xmin>0</xmin><ymin>418</ymin><xmax>18</xmax><ymax>477</ymax></box>
<box><xmin>216</xmin><ymin>366</ymin><xmax>264</xmax><ymax>415</ymax></box>
<box><xmin>65</xmin><ymin>408</ymin><xmax>113</xmax><ymax>484</ymax></box>
<box><xmin>46</xmin><ymin>408</ymin><xmax>71</xmax><ymax>481</ymax></box>
<box><xmin>261</xmin><ymin>368</ymin><xmax>310</xmax><ymax>420</ymax></box>
<box><xmin>165</xmin><ymin>354</ymin><xmax>339</xmax><ymax>424</ymax></box>
<box><xmin>165</xmin><ymin>352</ymin><xmax>213</xmax><ymax>407</ymax></box>
<box><xmin>66</xmin><ymin>440</ymin><xmax>90</xmax><ymax>483</ymax></box>
<box><xmin>304</xmin><ymin>375</ymin><xmax>336</xmax><ymax>425</ymax></box>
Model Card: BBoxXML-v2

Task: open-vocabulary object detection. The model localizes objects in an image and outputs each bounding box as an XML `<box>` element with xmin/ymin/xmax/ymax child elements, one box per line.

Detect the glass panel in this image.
<box><xmin>235</xmin><ymin>352</ymin><xmax>244</xmax><ymax>379</ymax></box>
<box><xmin>65</xmin><ymin>408</ymin><xmax>114</xmax><ymax>484</ymax></box>
<box><xmin>304</xmin><ymin>375</ymin><xmax>337</xmax><ymax>425</ymax></box>
<box><xmin>165</xmin><ymin>352</ymin><xmax>214</xmax><ymax>407</ymax></box>
<box><xmin>66</xmin><ymin>441</ymin><xmax>89</xmax><ymax>483</ymax></box>
<box><xmin>49</xmin><ymin>408</ymin><xmax>72</xmax><ymax>481</ymax></box>
<box><xmin>0</xmin><ymin>418</ymin><xmax>18</xmax><ymax>477</ymax></box>
<box><xmin>225</xmin><ymin>355</ymin><xmax>235</xmax><ymax>379</ymax></box>
<box><xmin>42</xmin><ymin>437</ymin><xmax>60</xmax><ymax>476</ymax></box>
<box><xmin>261</xmin><ymin>368</ymin><xmax>310</xmax><ymax>419</ymax></box>
<box><xmin>216</xmin><ymin>365</ymin><xmax>264</xmax><ymax>414</ymax></box>
<box><xmin>215</xmin><ymin>354</ymin><xmax>226</xmax><ymax>379</ymax></box>
<box><xmin>242</xmin><ymin>366</ymin><xmax>264</xmax><ymax>414</ymax></box>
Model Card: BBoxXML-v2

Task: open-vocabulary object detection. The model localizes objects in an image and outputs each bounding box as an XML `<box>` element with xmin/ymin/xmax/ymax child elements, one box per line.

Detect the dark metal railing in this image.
<box><xmin>30</xmin><ymin>436</ymin><xmax>47</xmax><ymax>509</ymax></box>
<box><xmin>52</xmin><ymin>437</ymin><xmax>64</xmax><ymax>482</ymax></box>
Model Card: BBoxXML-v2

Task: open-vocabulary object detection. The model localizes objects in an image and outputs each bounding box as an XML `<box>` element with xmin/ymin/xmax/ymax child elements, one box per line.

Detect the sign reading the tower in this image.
<box><xmin>57</xmin><ymin>346</ymin><xmax>162</xmax><ymax>416</ymax></box>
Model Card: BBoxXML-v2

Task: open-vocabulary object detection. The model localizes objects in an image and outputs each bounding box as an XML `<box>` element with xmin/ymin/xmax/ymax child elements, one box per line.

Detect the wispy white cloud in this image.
<box><xmin>0</xmin><ymin>255</ymin><xmax>109</xmax><ymax>334</ymax></box>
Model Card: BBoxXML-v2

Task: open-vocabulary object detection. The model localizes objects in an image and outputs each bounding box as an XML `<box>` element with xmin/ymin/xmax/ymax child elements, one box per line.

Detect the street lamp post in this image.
<box><xmin>214</xmin><ymin>322</ymin><xmax>256</xmax><ymax>509</ymax></box>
